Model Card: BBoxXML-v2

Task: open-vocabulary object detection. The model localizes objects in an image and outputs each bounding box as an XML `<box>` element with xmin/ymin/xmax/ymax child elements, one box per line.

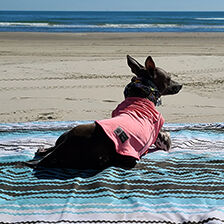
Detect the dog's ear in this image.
<box><xmin>145</xmin><ymin>56</ymin><xmax>156</xmax><ymax>71</ymax></box>
<box><xmin>127</xmin><ymin>55</ymin><xmax>144</xmax><ymax>75</ymax></box>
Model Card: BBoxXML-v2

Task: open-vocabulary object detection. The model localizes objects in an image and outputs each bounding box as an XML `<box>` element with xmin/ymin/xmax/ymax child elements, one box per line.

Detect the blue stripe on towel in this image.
<box><xmin>0</xmin><ymin>121</ymin><xmax>224</xmax><ymax>223</ymax></box>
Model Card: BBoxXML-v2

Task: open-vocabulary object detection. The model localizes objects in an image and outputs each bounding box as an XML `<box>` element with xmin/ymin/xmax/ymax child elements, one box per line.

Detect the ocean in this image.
<box><xmin>0</xmin><ymin>11</ymin><xmax>224</xmax><ymax>32</ymax></box>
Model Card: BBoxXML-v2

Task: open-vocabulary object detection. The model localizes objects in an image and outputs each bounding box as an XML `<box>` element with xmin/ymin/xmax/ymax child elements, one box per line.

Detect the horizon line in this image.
<box><xmin>1</xmin><ymin>10</ymin><xmax>224</xmax><ymax>12</ymax></box>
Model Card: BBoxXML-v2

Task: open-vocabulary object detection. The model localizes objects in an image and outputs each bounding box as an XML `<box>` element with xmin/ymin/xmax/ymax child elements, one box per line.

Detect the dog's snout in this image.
<box><xmin>162</xmin><ymin>82</ymin><xmax>182</xmax><ymax>95</ymax></box>
<box><xmin>172</xmin><ymin>84</ymin><xmax>182</xmax><ymax>93</ymax></box>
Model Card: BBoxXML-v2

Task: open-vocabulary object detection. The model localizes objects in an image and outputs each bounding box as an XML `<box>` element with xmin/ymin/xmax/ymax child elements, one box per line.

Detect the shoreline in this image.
<box><xmin>0</xmin><ymin>32</ymin><xmax>223</xmax><ymax>123</ymax></box>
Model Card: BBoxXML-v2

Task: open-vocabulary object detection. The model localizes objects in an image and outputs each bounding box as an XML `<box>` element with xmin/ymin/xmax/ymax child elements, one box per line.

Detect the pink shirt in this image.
<box><xmin>96</xmin><ymin>97</ymin><xmax>164</xmax><ymax>160</ymax></box>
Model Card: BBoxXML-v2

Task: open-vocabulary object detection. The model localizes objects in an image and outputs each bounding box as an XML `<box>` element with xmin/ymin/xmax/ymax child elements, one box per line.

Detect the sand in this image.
<box><xmin>0</xmin><ymin>32</ymin><xmax>223</xmax><ymax>124</ymax></box>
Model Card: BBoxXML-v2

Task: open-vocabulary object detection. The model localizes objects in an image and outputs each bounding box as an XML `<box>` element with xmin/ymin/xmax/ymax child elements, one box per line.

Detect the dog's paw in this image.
<box><xmin>35</xmin><ymin>146</ymin><xmax>54</xmax><ymax>156</ymax></box>
<box><xmin>155</xmin><ymin>131</ymin><xmax>171</xmax><ymax>151</ymax></box>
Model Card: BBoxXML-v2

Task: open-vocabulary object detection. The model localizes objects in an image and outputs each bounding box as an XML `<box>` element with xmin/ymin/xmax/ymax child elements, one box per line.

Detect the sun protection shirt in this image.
<box><xmin>96</xmin><ymin>97</ymin><xmax>164</xmax><ymax>160</ymax></box>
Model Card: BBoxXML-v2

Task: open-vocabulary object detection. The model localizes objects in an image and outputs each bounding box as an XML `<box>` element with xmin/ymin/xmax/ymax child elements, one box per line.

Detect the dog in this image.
<box><xmin>25</xmin><ymin>55</ymin><xmax>182</xmax><ymax>170</ymax></box>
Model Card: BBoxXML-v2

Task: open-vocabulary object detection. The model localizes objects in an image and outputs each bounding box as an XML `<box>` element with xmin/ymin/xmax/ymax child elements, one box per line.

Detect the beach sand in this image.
<box><xmin>0</xmin><ymin>32</ymin><xmax>223</xmax><ymax>124</ymax></box>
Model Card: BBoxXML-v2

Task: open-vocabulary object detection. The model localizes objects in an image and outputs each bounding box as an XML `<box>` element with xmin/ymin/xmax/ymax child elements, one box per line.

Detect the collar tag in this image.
<box><xmin>156</xmin><ymin>98</ymin><xmax>162</xmax><ymax>106</ymax></box>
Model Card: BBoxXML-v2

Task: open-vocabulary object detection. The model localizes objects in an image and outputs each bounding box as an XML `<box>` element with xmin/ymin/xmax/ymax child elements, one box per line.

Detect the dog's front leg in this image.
<box><xmin>154</xmin><ymin>130</ymin><xmax>171</xmax><ymax>151</ymax></box>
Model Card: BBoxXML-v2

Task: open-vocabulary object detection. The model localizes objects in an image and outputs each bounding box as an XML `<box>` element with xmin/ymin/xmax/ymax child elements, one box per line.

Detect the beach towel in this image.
<box><xmin>0</xmin><ymin>121</ymin><xmax>223</xmax><ymax>223</ymax></box>
<box><xmin>97</xmin><ymin>97</ymin><xmax>164</xmax><ymax>159</ymax></box>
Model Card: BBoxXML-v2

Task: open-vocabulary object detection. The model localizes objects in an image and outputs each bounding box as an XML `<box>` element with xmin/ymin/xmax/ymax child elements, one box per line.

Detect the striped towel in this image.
<box><xmin>0</xmin><ymin>121</ymin><xmax>224</xmax><ymax>223</ymax></box>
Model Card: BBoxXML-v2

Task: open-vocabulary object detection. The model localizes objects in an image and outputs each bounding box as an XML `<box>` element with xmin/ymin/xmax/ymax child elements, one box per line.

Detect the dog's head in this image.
<box><xmin>125</xmin><ymin>55</ymin><xmax>182</xmax><ymax>103</ymax></box>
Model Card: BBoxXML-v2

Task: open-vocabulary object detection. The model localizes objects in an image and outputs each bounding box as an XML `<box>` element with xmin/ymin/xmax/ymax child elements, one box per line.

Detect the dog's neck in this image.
<box><xmin>124</xmin><ymin>77</ymin><xmax>161</xmax><ymax>106</ymax></box>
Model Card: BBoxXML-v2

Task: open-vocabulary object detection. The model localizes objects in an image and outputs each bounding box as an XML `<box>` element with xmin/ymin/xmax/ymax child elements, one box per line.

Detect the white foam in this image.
<box><xmin>99</xmin><ymin>24</ymin><xmax>179</xmax><ymax>28</ymax></box>
<box><xmin>0</xmin><ymin>22</ymin><xmax>51</xmax><ymax>27</ymax></box>
<box><xmin>1</xmin><ymin>22</ymin><xmax>224</xmax><ymax>30</ymax></box>
<box><xmin>196</xmin><ymin>17</ymin><xmax>224</xmax><ymax>20</ymax></box>
<box><xmin>0</xmin><ymin>22</ymin><xmax>178</xmax><ymax>29</ymax></box>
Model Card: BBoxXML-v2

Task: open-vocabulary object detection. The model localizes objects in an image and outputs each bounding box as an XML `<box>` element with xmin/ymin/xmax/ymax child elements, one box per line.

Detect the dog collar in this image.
<box><xmin>124</xmin><ymin>77</ymin><xmax>162</xmax><ymax>106</ymax></box>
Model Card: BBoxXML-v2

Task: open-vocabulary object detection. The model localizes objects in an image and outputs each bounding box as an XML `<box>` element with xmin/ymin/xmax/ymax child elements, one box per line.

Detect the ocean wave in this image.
<box><xmin>102</xmin><ymin>24</ymin><xmax>224</xmax><ymax>29</ymax></box>
<box><xmin>0</xmin><ymin>22</ymin><xmax>224</xmax><ymax>29</ymax></box>
<box><xmin>196</xmin><ymin>17</ymin><xmax>224</xmax><ymax>20</ymax></box>
<box><xmin>99</xmin><ymin>24</ymin><xmax>178</xmax><ymax>28</ymax></box>
<box><xmin>1</xmin><ymin>22</ymin><xmax>224</xmax><ymax>30</ymax></box>
<box><xmin>0</xmin><ymin>22</ymin><xmax>52</xmax><ymax>27</ymax></box>
<box><xmin>0</xmin><ymin>22</ymin><xmax>96</xmax><ymax>28</ymax></box>
<box><xmin>0</xmin><ymin>22</ymin><xmax>178</xmax><ymax>28</ymax></box>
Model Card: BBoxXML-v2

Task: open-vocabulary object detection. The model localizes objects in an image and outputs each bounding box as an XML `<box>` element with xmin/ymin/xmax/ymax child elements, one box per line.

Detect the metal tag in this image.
<box><xmin>114</xmin><ymin>127</ymin><xmax>129</xmax><ymax>143</ymax></box>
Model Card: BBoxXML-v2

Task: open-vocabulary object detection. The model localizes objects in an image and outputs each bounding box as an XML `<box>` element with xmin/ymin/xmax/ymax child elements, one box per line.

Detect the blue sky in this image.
<box><xmin>1</xmin><ymin>0</ymin><xmax>224</xmax><ymax>11</ymax></box>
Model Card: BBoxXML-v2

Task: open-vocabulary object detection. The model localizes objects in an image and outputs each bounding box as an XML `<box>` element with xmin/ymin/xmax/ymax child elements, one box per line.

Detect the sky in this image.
<box><xmin>1</xmin><ymin>0</ymin><xmax>224</xmax><ymax>11</ymax></box>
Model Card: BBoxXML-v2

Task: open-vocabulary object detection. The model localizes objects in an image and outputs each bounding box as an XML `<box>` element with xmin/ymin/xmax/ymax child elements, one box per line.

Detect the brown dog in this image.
<box><xmin>25</xmin><ymin>55</ymin><xmax>182</xmax><ymax>170</ymax></box>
